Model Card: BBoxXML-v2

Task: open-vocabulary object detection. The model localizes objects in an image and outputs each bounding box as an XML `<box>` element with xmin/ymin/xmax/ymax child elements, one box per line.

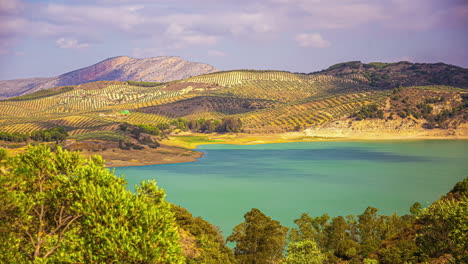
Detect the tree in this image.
<box><xmin>410</xmin><ymin>202</ymin><xmax>422</xmax><ymax>216</ymax></box>
<box><xmin>0</xmin><ymin>148</ymin><xmax>7</xmax><ymax>161</ymax></box>
<box><xmin>220</xmin><ymin>117</ymin><xmax>243</xmax><ymax>133</ymax></box>
<box><xmin>289</xmin><ymin>213</ymin><xmax>315</xmax><ymax>243</ymax></box>
<box><xmin>325</xmin><ymin>216</ymin><xmax>359</xmax><ymax>259</ymax></box>
<box><xmin>358</xmin><ymin>207</ymin><xmax>382</xmax><ymax>256</ymax></box>
<box><xmin>290</xmin><ymin>213</ymin><xmax>329</xmax><ymax>249</ymax></box>
<box><xmin>227</xmin><ymin>208</ymin><xmax>288</xmax><ymax>264</ymax></box>
<box><xmin>0</xmin><ymin>145</ymin><xmax>185</xmax><ymax>263</ymax></box>
<box><xmin>285</xmin><ymin>240</ymin><xmax>326</xmax><ymax>264</ymax></box>
<box><xmin>172</xmin><ymin>205</ymin><xmax>235</xmax><ymax>264</ymax></box>
<box><xmin>416</xmin><ymin>197</ymin><xmax>467</xmax><ymax>263</ymax></box>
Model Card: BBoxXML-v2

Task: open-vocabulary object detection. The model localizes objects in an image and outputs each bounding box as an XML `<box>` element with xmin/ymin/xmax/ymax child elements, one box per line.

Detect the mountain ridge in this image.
<box><xmin>310</xmin><ymin>60</ymin><xmax>468</xmax><ymax>89</ymax></box>
<box><xmin>0</xmin><ymin>56</ymin><xmax>217</xmax><ymax>99</ymax></box>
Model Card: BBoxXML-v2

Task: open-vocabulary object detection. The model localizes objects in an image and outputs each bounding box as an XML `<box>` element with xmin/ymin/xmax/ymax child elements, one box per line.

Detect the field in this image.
<box><xmin>0</xmin><ymin>69</ymin><xmax>467</xmax><ymax>136</ymax></box>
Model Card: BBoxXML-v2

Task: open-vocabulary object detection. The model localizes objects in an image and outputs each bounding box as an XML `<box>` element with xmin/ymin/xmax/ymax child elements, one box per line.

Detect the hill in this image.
<box><xmin>313</xmin><ymin>61</ymin><xmax>468</xmax><ymax>89</ymax></box>
<box><xmin>0</xmin><ymin>56</ymin><xmax>217</xmax><ymax>99</ymax></box>
<box><xmin>0</xmin><ymin>61</ymin><xmax>467</xmax><ymax>156</ymax></box>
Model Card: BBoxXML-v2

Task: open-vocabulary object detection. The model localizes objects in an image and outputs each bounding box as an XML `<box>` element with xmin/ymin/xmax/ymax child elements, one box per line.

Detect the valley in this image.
<box><xmin>0</xmin><ymin>61</ymin><xmax>467</xmax><ymax>166</ymax></box>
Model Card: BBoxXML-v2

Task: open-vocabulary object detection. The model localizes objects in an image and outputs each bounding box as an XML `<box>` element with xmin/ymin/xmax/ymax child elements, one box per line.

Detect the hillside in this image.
<box><xmin>0</xmin><ymin>62</ymin><xmax>467</xmax><ymax>152</ymax></box>
<box><xmin>313</xmin><ymin>61</ymin><xmax>468</xmax><ymax>89</ymax></box>
<box><xmin>0</xmin><ymin>56</ymin><xmax>217</xmax><ymax>99</ymax></box>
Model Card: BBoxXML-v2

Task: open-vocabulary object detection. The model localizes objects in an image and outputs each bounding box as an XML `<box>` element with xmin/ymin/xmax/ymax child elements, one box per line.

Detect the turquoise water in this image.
<box><xmin>115</xmin><ymin>140</ymin><xmax>468</xmax><ymax>237</ymax></box>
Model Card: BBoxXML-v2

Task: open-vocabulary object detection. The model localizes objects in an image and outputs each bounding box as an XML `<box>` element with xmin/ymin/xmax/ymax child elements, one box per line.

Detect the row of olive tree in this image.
<box><xmin>0</xmin><ymin>127</ymin><xmax>68</xmax><ymax>143</ymax></box>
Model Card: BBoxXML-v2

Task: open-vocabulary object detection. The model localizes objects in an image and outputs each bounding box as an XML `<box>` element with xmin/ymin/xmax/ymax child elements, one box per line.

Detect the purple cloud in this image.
<box><xmin>0</xmin><ymin>0</ymin><xmax>467</xmax><ymax>79</ymax></box>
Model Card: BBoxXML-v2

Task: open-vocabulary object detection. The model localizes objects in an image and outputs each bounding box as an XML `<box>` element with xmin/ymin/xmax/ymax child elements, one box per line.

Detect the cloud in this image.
<box><xmin>44</xmin><ymin>4</ymin><xmax>145</xmax><ymax>33</ymax></box>
<box><xmin>0</xmin><ymin>0</ymin><xmax>24</xmax><ymax>15</ymax></box>
<box><xmin>208</xmin><ymin>50</ymin><xmax>227</xmax><ymax>57</ymax></box>
<box><xmin>55</xmin><ymin>38</ymin><xmax>90</xmax><ymax>49</ymax></box>
<box><xmin>295</xmin><ymin>33</ymin><xmax>330</xmax><ymax>48</ymax></box>
<box><xmin>0</xmin><ymin>0</ymin><xmax>467</xmax><ymax>57</ymax></box>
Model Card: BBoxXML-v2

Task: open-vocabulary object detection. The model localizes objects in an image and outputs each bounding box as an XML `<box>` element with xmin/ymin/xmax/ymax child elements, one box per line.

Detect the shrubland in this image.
<box><xmin>0</xmin><ymin>146</ymin><xmax>466</xmax><ymax>263</ymax></box>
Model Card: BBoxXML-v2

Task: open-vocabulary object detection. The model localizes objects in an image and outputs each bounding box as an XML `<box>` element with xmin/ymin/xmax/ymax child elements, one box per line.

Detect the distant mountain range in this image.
<box><xmin>0</xmin><ymin>56</ymin><xmax>217</xmax><ymax>99</ymax></box>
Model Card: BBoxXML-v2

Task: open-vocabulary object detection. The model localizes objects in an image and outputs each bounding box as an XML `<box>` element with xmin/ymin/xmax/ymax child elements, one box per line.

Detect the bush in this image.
<box><xmin>0</xmin><ymin>145</ymin><xmax>185</xmax><ymax>263</ymax></box>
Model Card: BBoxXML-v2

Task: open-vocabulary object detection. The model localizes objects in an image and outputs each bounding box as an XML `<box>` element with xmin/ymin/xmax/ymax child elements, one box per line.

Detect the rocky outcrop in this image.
<box><xmin>304</xmin><ymin>118</ymin><xmax>468</xmax><ymax>138</ymax></box>
<box><xmin>0</xmin><ymin>56</ymin><xmax>217</xmax><ymax>99</ymax></box>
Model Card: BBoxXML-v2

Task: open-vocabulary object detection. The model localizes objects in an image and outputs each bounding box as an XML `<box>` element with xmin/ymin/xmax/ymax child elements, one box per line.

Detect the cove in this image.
<box><xmin>115</xmin><ymin>140</ymin><xmax>468</xmax><ymax>237</ymax></box>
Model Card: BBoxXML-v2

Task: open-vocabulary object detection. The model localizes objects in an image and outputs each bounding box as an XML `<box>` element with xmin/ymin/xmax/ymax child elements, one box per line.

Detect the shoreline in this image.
<box><xmin>104</xmin><ymin>132</ymin><xmax>468</xmax><ymax>167</ymax></box>
<box><xmin>5</xmin><ymin>131</ymin><xmax>465</xmax><ymax>168</ymax></box>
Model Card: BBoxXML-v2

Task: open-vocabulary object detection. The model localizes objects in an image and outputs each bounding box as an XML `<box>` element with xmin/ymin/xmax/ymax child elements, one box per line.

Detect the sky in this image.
<box><xmin>0</xmin><ymin>0</ymin><xmax>467</xmax><ymax>80</ymax></box>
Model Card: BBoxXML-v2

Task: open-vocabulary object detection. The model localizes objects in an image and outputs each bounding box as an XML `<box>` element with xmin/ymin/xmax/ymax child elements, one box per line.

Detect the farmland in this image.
<box><xmin>0</xmin><ymin>62</ymin><xmax>467</xmax><ymax>138</ymax></box>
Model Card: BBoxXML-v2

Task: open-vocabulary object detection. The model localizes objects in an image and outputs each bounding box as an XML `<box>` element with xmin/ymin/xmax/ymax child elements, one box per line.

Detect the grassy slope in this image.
<box><xmin>0</xmin><ymin>67</ymin><xmax>467</xmax><ymax>136</ymax></box>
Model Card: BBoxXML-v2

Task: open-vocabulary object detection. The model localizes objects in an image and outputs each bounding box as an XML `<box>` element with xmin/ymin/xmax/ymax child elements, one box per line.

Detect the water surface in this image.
<box><xmin>115</xmin><ymin>140</ymin><xmax>468</xmax><ymax>236</ymax></box>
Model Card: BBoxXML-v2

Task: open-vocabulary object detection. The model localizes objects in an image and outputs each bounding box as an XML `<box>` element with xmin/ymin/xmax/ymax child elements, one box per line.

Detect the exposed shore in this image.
<box><xmin>78</xmin><ymin>143</ymin><xmax>203</xmax><ymax>168</ymax></box>
<box><xmin>84</xmin><ymin>128</ymin><xmax>468</xmax><ymax>167</ymax></box>
<box><xmin>5</xmin><ymin>128</ymin><xmax>464</xmax><ymax>168</ymax></box>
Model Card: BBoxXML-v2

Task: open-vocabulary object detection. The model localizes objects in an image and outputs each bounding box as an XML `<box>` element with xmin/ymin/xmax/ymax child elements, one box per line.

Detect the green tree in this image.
<box><xmin>0</xmin><ymin>148</ymin><xmax>7</xmax><ymax>161</ymax></box>
<box><xmin>416</xmin><ymin>197</ymin><xmax>467</xmax><ymax>263</ymax></box>
<box><xmin>285</xmin><ymin>240</ymin><xmax>326</xmax><ymax>264</ymax></box>
<box><xmin>289</xmin><ymin>213</ymin><xmax>315</xmax><ymax>243</ymax></box>
<box><xmin>172</xmin><ymin>205</ymin><xmax>235</xmax><ymax>264</ymax></box>
<box><xmin>358</xmin><ymin>207</ymin><xmax>382</xmax><ymax>256</ymax></box>
<box><xmin>409</xmin><ymin>202</ymin><xmax>422</xmax><ymax>216</ymax></box>
<box><xmin>0</xmin><ymin>145</ymin><xmax>184</xmax><ymax>263</ymax></box>
<box><xmin>227</xmin><ymin>208</ymin><xmax>288</xmax><ymax>264</ymax></box>
<box><xmin>290</xmin><ymin>213</ymin><xmax>330</xmax><ymax>249</ymax></box>
<box><xmin>325</xmin><ymin>216</ymin><xmax>359</xmax><ymax>259</ymax></box>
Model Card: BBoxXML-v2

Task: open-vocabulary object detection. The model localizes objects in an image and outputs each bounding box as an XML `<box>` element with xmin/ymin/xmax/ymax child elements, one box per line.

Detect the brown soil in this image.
<box><xmin>78</xmin><ymin>143</ymin><xmax>202</xmax><ymax>167</ymax></box>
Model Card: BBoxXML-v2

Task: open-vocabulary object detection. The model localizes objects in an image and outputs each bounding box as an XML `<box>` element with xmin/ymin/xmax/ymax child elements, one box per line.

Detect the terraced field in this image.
<box><xmin>0</xmin><ymin>68</ymin><xmax>466</xmax><ymax>135</ymax></box>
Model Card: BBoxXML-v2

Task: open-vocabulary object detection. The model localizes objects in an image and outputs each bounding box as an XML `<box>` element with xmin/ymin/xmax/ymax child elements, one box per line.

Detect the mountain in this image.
<box><xmin>0</xmin><ymin>56</ymin><xmax>217</xmax><ymax>99</ymax></box>
<box><xmin>0</xmin><ymin>61</ymin><xmax>467</xmax><ymax>137</ymax></box>
<box><xmin>312</xmin><ymin>61</ymin><xmax>468</xmax><ymax>89</ymax></box>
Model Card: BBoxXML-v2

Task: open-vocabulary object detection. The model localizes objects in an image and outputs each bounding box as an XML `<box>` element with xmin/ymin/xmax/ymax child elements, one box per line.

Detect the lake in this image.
<box><xmin>115</xmin><ymin>140</ymin><xmax>468</xmax><ymax>237</ymax></box>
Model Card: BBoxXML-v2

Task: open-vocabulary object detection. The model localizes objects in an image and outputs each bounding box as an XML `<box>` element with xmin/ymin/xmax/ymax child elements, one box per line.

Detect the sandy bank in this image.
<box><xmin>78</xmin><ymin>144</ymin><xmax>203</xmax><ymax>168</ymax></box>
<box><xmin>48</xmin><ymin>127</ymin><xmax>468</xmax><ymax>168</ymax></box>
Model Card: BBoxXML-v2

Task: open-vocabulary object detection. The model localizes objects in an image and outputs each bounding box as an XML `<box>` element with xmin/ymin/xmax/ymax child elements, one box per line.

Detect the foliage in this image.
<box><xmin>378</xmin><ymin>237</ymin><xmax>420</xmax><ymax>264</ymax></box>
<box><xmin>187</xmin><ymin>117</ymin><xmax>243</xmax><ymax>133</ymax></box>
<box><xmin>172</xmin><ymin>205</ymin><xmax>235</xmax><ymax>264</ymax></box>
<box><xmin>5</xmin><ymin>86</ymin><xmax>74</xmax><ymax>101</ymax></box>
<box><xmin>30</xmin><ymin>127</ymin><xmax>69</xmax><ymax>142</ymax></box>
<box><xmin>227</xmin><ymin>208</ymin><xmax>288</xmax><ymax>264</ymax></box>
<box><xmin>445</xmin><ymin>176</ymin><xmax>468</xmax><ymax>200</ymax></box>
<box><xmin>358</xmin><ymin>207</ymin><xmax>382</xmax><ymax>256</ymax></box>
<box><xmin>171</xmin><ymin>118</ymin><xmax>189</xmax><ymax>131</ymax></box>
<box><xmin>0</xmin><ymin>145</ymin><xmax>184</xmax><ymax>263</ymax></box>
<box><xmin>0</xmin><ymin>148</ymin><xmax>7</xmax><ymax>161</ymax></box>
<box><xmin>0</xmin><ymin>127</ymin><xmax>68</xmax><ymax>143</ymax></box>
<box><xmin>326</xmin><ymin>61</ymin><xmax>362</xmax><ymax>71</ymax></box>
<box><xmin>126</xmin><ymin>80</ymin><xmax>164</xmax><ymax>87</ymax></box>
<box><xmin>363</xmin><ymin>258</ymin><xmax>378</xmax><ymax>264</ymax></box>
<box><xmin>0</xmin><ymin>131</ymin><xmax>29</xmax><ymax>142</ymax></box>
<box><xmin>351</xmin><ymin>104</ymin><xmax>384</xmax><ymax>120</ymax></box>
<box><xmin>289</xmin><ymin>206</ymin><xmax>417</xmax><ymax>263</ymax></box>
<box><xmin>409</xmin><ymin>202</ymin><xmax>422</xmax><ymax>216</ymax></box>
<box><xmin>71</xmin><ymin>131</ymin><xmax>129</xmax><ymax>142</ymax></box>
<box><xmin>416</xmin><ymin>180</ymin><xmax>468</xmax><ymax>263</ymax></box>
<box><xmin>285</xmin><ymin>240</ymin><xmax>326</xmax><ymax>264</ymax></box>
<box><xmin>325</xmin><ymin>216</ymin><xmax>360</xmax><ymax>259</ymax></box>
<box><xmin>136</xmin><ymin>124</ymin><xmax>162</xmax><ymax>136</ymax></box>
